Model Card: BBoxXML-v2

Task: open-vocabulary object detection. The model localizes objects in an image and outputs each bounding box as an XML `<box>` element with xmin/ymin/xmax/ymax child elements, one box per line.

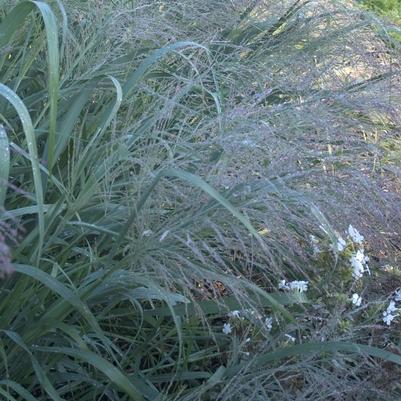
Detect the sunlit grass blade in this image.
<box><xmin>122</xmin><ymin>41</ymin><xmax>207</xmax><ymax>98</ymax></box>
<box><xmin>165</xmin><ymin>168</ymin><xmax>260</xmax><ymax>238</ymax></box>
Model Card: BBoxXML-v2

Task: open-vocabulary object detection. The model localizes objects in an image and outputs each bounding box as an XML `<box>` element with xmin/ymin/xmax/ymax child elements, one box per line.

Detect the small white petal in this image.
<box><xmin>337</xmin><ymin>236</ymin><xmax>346</xmax><ymax>252</ymax></box>
<box><xmin>383</xmin><ymin>313</ymin><xmax>396</xmax><ymax>326</ymax></box>
<box><xmin>228</xmin><ymin>310</ymin><xmax>241</xmax><ymax>319</ymax></box>
<box><xmin>348</xmin><ymin>225</ymin><xmax>364</xmax><ymax>244</ymax></box>
<box><xmin>265</xmin><ymin>317</ymin><xmax>273</xmax><ymax>331</ymax></box>
<box><xmin>288</xmin><ymin>280</ymin><xmax>308</xmax><ymax>293</ymax></box>
<box><xmin>279</xmin><ymin>280</ymin><xmax>289</xmax><ymax>290</ymax></box>
<box><xmin>285</xmin><ymin>334</ymin><xmax>296</xmax><ymax>342</ymax></box>
<box><xmin>350</xmin><ymin>250</ymin><xmax>369</xmax><ymax>279</ymax></box>
<box><xmin>387</xmin><ymin>301</ymin><xmax>398</xmax><ymax>313</ymax></box>
<box><xmin>351</xmin><ymin>293</ymin><xmax>362</xmax><ymax>306</ymax></box>
<box><xmin>222</xmin><ymin>323</ymin><xmax>232</xmax><ymax>334</ymax></box>
<box><xmin>142</xmin><ymin>229</ymin><xmax>153</xmax><ymax>237</ymax></box>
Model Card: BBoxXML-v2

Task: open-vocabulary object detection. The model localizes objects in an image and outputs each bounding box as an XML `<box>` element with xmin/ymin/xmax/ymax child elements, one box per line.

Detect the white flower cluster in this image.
<box><xmin>348</xmin><ymin>225</ymin><xmax>364</xmax><ymax>244</ymax></box>
<box><xmin>337</xmin><ymin>236</ymin><xmax>346</xmax><ymax>252</ymax></box>
<box><xmin>350</xmin><ymin>249</ymin><xmax>370</xmax><ymax>279</ymax></box>
<box><xmin>228</xmin><ymin>310</ymin><xmax>241</xmax><ymax>319</ymax></box>
<box><xmin>383</xmin><ymin>301</ymin><xmax>398</xmax><ymax>326</ymax></box>
<box><xmin>314</xmin><ymin>225</ymin><xmax>364</xmax><ymax>256</ymax></box>
<box><xmin>351</xmin><ymin>293</ymin><xmax>362</xmax><ymax>307</ymax></box>
<box><xmin>222</xmin><ymin>322</ymin><xmax>232</xmax><ymax>334</ymax></box>
<box><xmin>222</xmin><ymin>310</ymin><xmax>275</xmax><ymax>335</ymax></box>
<box><xmin>382</xmin><ymin>290</ymin><xmax>401</xmax><ymax>326</ymax></box>
<box><xmin>279</xmin><ymin>279</ymin><xmax>308</xmax><ymax>293</ymax></box>
<box><xmin>339</xmin><ymin>225</ymin><xmax>370</xmax><ymax>280</ymax></box>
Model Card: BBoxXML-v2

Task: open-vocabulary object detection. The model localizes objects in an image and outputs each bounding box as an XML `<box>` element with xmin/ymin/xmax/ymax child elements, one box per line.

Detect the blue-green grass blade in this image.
<box><xmin>0</xmin><ymin>3</ymin><xmax>34</xmax><ymax>48</ymax></box>
<box><xmin>165</xmin><ymin>168</ymin><xmax>260</xmax><ymax>238</ymax></box>
<box><xmin>0</xmin><ymin>381</ymin><xmax>39</xmax><ymax>401</ymax></box>
<box><xmin>36</xmin><ymin>346</ymin><xmax>153</xmax><ymax>401</ymax></box>
<box><xmin>2</xmin><ymin>331</ymin><xmax>65</xmax><ymax>401</ymax></box>
<box><xmin>225</xmin><ymin>341</ymin><xmax>401</xmax><ymax>378</ymax></box>
<box><xmin>144</xmin><ymin>292</ymin><xmax>307</xmax><ymax>317</ymax></box>
<box><xmin>0</xmin><ymin>84</ymin><xmax>44</xmax><ymax>263</ymax></box>
<box><xmin>32</xmin><ymin>1</ymin><xmax>59</xmax><ymax>173</ymax></box>
<box><xmin>0</xmin><ymin>126</ymin><xmax>10</xmax><ymax>207</ymax></box>
<box><xmin>123</xmin><ymin>41</ymin><xmax>207</xmax><ymax>98</ymax></box>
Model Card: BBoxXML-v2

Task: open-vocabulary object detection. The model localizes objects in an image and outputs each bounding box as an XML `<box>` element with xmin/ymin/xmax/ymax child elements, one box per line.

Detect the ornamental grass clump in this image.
<box><xmin>0</xmin><ymin>0</ymin><xmax>401</xmax><ymax>400</ymax></box>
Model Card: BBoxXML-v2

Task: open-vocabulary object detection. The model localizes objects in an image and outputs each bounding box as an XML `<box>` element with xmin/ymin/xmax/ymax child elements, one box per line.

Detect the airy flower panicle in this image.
<box><xmin>265</xmin><ymin>317</ymin><xmax>273</xmax><ymax>331</ymax></box>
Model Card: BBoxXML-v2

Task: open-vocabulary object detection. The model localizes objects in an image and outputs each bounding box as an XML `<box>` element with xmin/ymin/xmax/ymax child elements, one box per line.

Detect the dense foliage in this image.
<box><xmin>362</xmin><ymin>0</ymin><xmax>401</xmax><ymax>20</ymax></box>
<box><xmin>1</xmin><ymin>0</ymin><xmax>401</xmax><ymax>400</ymax></box>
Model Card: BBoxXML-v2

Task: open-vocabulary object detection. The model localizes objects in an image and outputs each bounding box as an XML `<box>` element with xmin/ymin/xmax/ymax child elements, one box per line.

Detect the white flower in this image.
<box><xmin>279</xmin><ymin>279</ymin><xmax>289</xmax><ymax>290</ymax></box>
<box><xmin>348</xmin><ymin>225</ymin><xmax>364</xmax><ymax>244</ymax></box>
<box><xmin>288</xmin><ymin>280</ymin><xmax>309</xmax><ymax>293</ymax></box>
<box><xmin>310</xmin><ymin>235</ymin><xmax>321</xmax><ymax>254</ymax></box>
<box><xmin>337</xmin><ymin>236</ymin><xmax>346</xmax><ymax>252</ymax></box>
<box><xmin>222</xmin><ymin>323</ymin><xmax>232</xmax><ymax>334</ymax></box>
<box><xmin>383</xmin><ymin>311</ymin><xmax>396</xmax><ymax>326</ymax></box>
<box><xmin>265</xmin><ymin>317</ymin><xmax>273</xmax><ymax>331</ymax></box>
<box><xmin>350</xmin><ymin>249</ymin><xmax>370</xmax><ymax>279</ymax></box>
<box><xmin>387</xmin><ymin>300</ymin><xmax>398</xmax><ymax>313</ymax></box>
<box><xmin>351</xmin><ymin>293</ymin><xmax>362</xmax><ymax>306</ymax></box>
<box><xmin>142</xmin><ymin>229</ymin><xmax>153</xmax><ymax>237</ymax></box>
<box><xmin>228</xmin><ymin>310</ymin><xmax>240</xmax><ymax>319</ymax></box>
<box><xmin>351</xmin><ymin>257</ymin><xmax>364</xmax><ymax>279</ymax></box>
<box><xmin>285</xmin><ymin>334</ymin><xmax>296</xmax><ymax>342</ymax></box>
<box><xmin>245</xmin><ymin>337</ymin><xmax>251</xmax><ymax>343</ymax></box>
<box><xmin>394</xmin><ymin>289</ymin><xmax>401</xmax><ymax>302</ymax></box>
<box><xmin>382</xmin><ymin>301</ymin><xmax>399</xmax><ymax>326</ymax></box>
